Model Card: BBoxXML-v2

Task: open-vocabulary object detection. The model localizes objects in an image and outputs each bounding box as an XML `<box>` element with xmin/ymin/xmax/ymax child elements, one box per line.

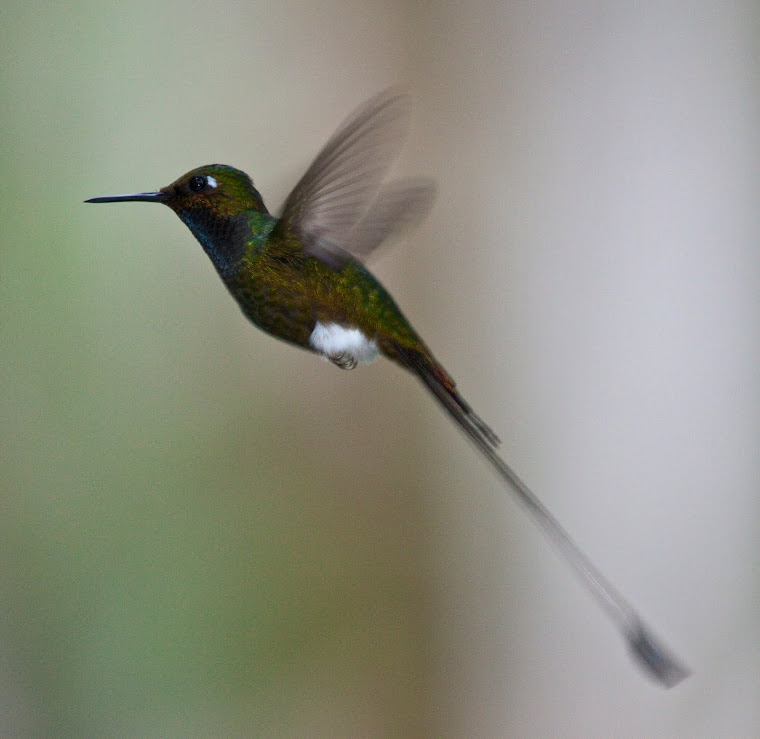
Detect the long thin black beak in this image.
<box><xmin>85</xmin><ymin>191</ymin><xmax>167</xmax><ymax>204</ymax></box>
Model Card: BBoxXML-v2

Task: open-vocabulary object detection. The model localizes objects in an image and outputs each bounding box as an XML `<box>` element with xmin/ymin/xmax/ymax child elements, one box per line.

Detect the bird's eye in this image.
<box><xmin>188</xmin><ymin>175</ymin><xmax>208</xmax><ymax>193</ymax></box>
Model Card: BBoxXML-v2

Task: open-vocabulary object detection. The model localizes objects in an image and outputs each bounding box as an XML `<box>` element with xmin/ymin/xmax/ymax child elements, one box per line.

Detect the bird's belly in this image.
<box><xmin>309</xmin><ymin>321</ymin><xmax>379</xmax><ymax>367</ymax></box>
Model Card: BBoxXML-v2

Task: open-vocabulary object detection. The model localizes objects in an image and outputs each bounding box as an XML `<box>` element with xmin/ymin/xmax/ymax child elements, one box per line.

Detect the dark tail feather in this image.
<box><xmin>393</xmin><ymin>343</ymin><xmax>689</xmax><ymax>689</ymax></box>
<box><xmin>395</xmin><ymin>346</ymin><xmax>499</xmax><ymax>451</ymax></box>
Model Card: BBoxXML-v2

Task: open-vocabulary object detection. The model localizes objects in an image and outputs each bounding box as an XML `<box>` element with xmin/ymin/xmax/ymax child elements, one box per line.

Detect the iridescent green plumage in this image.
<box><xmin>85</xmin><ymin>91</ymin><xmax>689</xmax><ymax>688</ymax></box>
<box><xmin>159</xmin><ymin>160</ymin><xmax>495</xmax><ymax>445</ymax></box>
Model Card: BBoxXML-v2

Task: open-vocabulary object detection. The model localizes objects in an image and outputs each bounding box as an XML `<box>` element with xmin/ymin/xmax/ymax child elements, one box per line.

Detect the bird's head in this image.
<box><xmin>86</xmin><ymin>164</ymin><xmax>267</xmax><ymax>217</ymax></box>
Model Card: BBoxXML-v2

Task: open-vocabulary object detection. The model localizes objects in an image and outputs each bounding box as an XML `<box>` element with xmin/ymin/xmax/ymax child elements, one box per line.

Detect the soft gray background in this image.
<box><xmin>2</xmin><ymin>2</ymin><xmax>758</xmax><ymax>736</ymax></box>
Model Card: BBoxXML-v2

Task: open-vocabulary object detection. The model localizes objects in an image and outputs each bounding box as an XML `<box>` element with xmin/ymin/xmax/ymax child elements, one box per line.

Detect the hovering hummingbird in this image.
<box><xmin>87</xmin><ymin>90</ymin><xmax>688</xmax><ymax>687</ymax></box>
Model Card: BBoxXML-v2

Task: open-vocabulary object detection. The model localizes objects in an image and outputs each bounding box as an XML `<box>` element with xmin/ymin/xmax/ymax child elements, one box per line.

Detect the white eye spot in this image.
<box><xmin>309</xmin><ymin>322</ymin><xmax>379</xmax><ymax>365</ymax></box>
<box><xmin>206</xmin><ymin>176</ymin><xmax>218</xmax><ymax>188</ymax></box>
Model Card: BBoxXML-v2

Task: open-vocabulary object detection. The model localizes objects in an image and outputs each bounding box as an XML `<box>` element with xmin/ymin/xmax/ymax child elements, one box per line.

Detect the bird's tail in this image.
<box><xmin>392</xmin><ymin>345</ymin><xmax>500</xmax><ymax>452</ymax></box>
<box><xmin>391</xmin><ymin>341</ymin><xmax>689</xmax><ymax>689</ymax></box>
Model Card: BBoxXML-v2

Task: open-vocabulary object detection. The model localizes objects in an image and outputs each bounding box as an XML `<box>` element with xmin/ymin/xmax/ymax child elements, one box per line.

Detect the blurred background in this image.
<box><xmin>2</xmin><ymin>1</ymin><xmax>759</xmax><ymax>736</ymax></box>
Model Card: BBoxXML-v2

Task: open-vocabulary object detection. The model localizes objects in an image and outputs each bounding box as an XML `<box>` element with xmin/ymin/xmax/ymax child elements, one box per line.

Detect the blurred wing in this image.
<box><xmin>278</xmin><ymin>89</ymin><xmax>426</xmax><ymax>266</ymax></box>
<box><xmin>350</xmin><ymin>179</ymin><xmax>436</xmax><ymax>259</ymax></box>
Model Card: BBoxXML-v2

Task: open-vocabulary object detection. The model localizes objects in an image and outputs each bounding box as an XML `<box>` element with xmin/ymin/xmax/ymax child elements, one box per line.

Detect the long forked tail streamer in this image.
<box><xmin>397</xmin><ymin>345</ymin><xmax>690</xmax><ymax>688</ymax></box>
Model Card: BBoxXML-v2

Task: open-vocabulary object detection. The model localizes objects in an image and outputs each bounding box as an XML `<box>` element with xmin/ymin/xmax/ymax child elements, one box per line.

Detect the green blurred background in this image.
<box><xmin>2</xmin><ymin>2</ymin><xmax>759</xmax><ymax>736</ymax></box>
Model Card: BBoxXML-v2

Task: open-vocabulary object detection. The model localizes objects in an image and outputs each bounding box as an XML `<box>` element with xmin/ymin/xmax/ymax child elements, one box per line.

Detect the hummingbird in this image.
<box><xmin>87</xmin><ymin>90</ymin><xmax>688</xmax><ymax>688</ymax></box>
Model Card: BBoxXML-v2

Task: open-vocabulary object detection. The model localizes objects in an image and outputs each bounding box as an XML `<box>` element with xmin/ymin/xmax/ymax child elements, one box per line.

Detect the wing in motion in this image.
<box><xmin>276</xmin><ymin>89</ymin><xmax>436</xmax><ymax>267</ymax></box>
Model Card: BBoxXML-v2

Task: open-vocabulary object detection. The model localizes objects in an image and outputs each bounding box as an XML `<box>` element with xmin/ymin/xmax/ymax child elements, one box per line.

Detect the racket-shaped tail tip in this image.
<box><xmin>626</xmin><ymin>622</ymin><xmax>690</xmax><ymax>688</ymax></box>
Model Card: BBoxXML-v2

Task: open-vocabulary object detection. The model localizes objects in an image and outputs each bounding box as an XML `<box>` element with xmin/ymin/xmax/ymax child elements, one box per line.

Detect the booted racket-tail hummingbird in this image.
<box><xmin>86</xmin><ymin>90</ymin><xmax>688</xmax><ymax>687</ymax></box>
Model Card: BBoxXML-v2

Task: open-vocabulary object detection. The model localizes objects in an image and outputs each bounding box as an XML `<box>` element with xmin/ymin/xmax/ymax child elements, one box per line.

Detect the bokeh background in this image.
<box><xmin>2</xmin><ymin>2</ymin><xmax>759</xmax><ymax>736</ymax></box>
